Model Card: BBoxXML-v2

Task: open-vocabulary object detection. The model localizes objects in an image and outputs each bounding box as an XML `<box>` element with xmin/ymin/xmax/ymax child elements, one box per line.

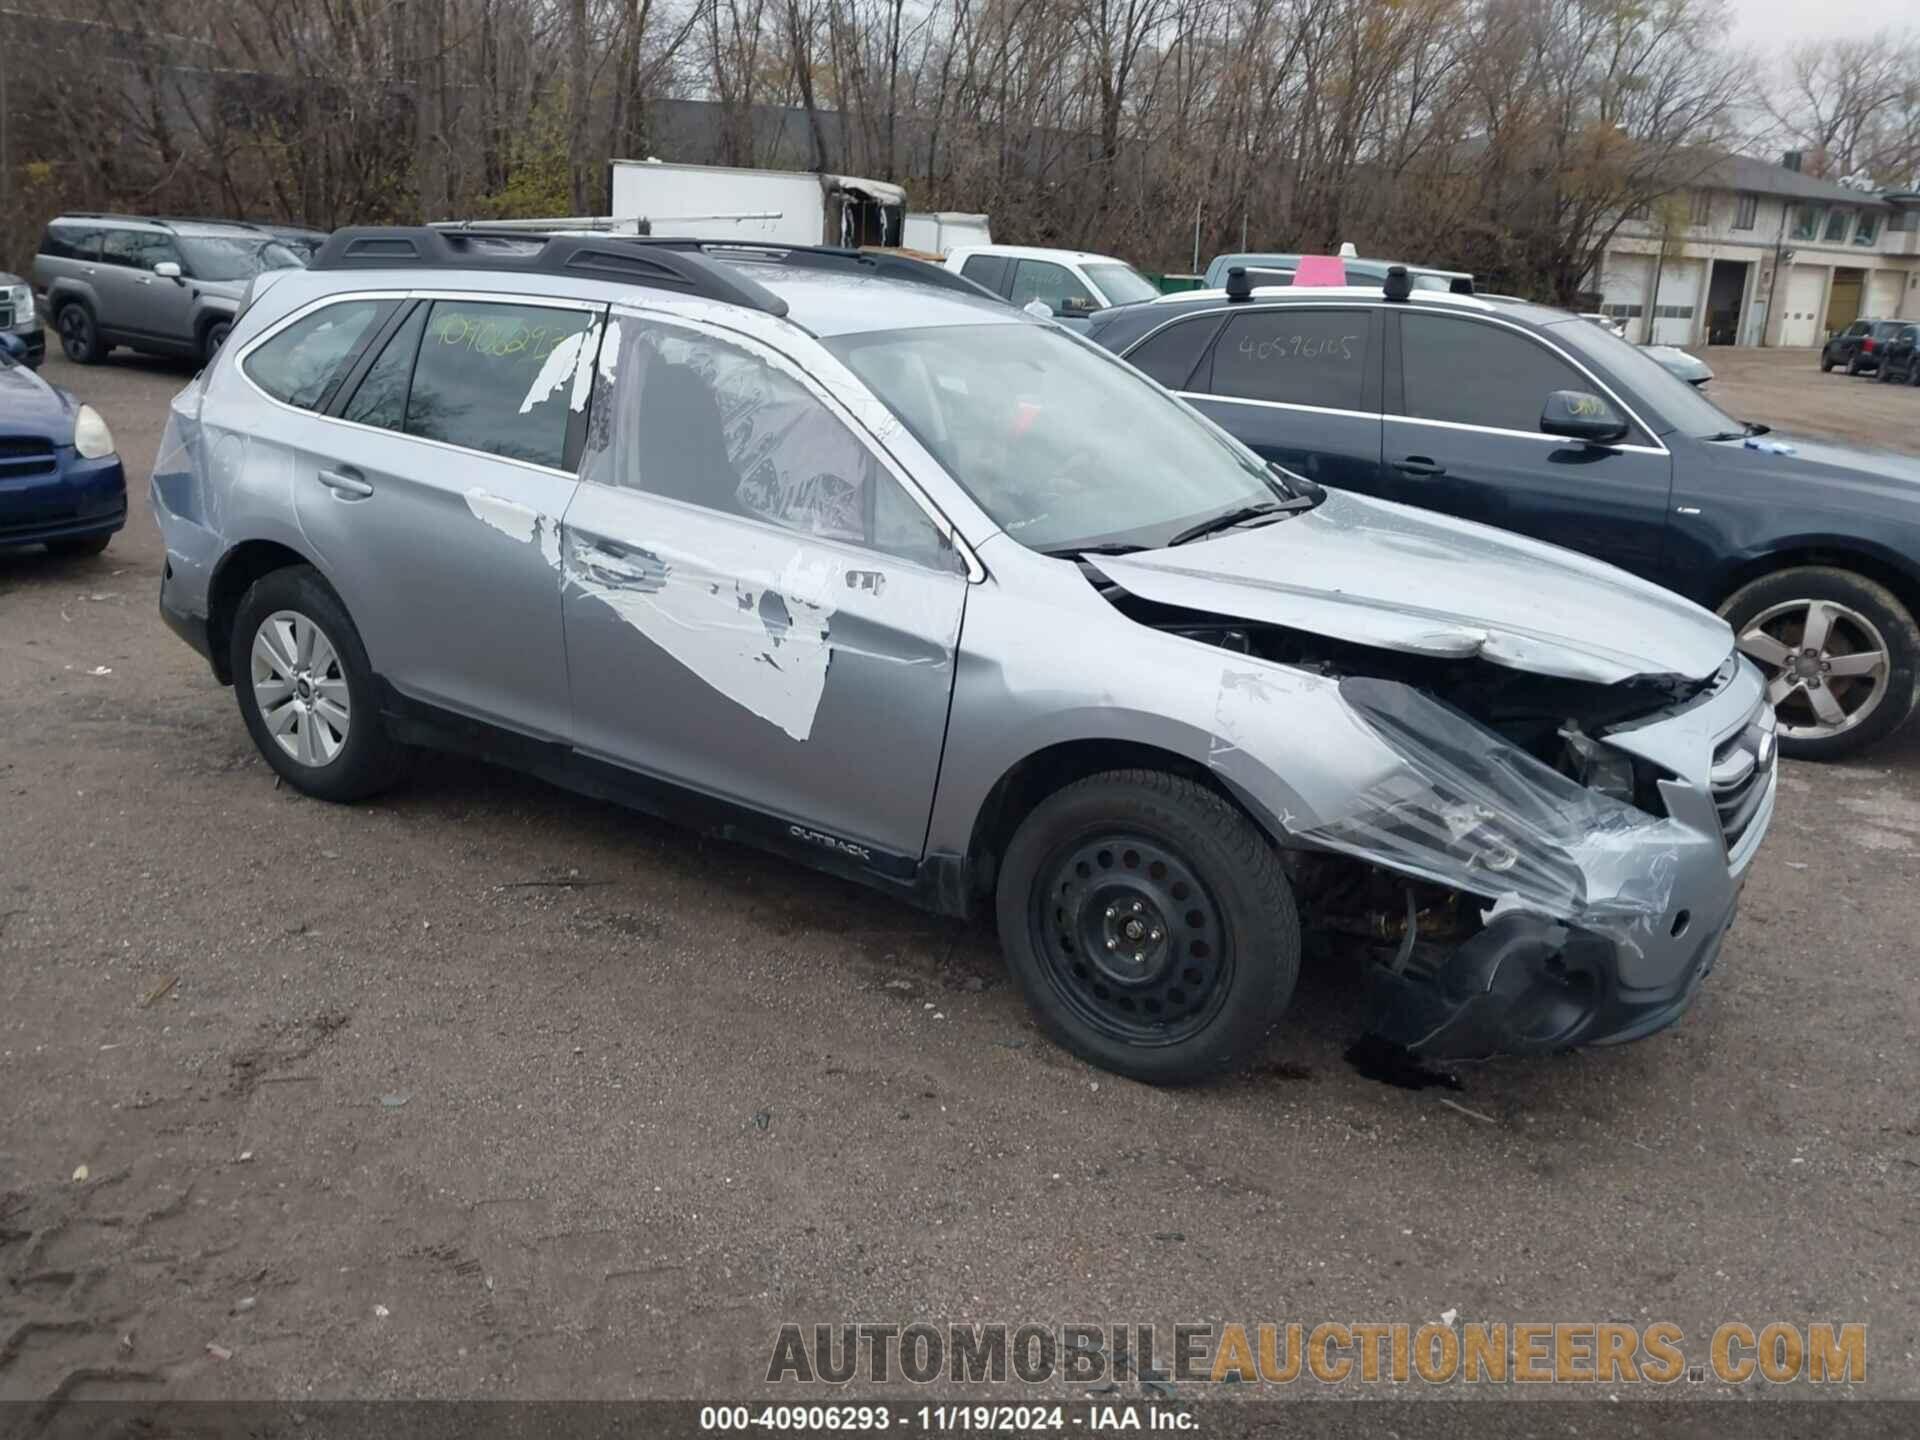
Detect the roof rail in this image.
<box><xmin>638</xmin><ymin>240</ymin><xmax>1000</xmax><ymax>303</ymax></box>
<box><xmin>308</xmin><ymin>227</ymin><xmax>792</xmax><ymax>318</ymax></box>
<box><xmin>55</xmin><ymin>212</ymin><xmax>176</xmax><ymax>229</ymax></box>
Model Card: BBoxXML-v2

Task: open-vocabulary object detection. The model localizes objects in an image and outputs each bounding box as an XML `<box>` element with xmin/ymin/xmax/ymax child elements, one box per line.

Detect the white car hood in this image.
<box><xmin>1091</xmin><ymin>488</ymin><xmax>1733</xmax><ymax>686</ymax></box>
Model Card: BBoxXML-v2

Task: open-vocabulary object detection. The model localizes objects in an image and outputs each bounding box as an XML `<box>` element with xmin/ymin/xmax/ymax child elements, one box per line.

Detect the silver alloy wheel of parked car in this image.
<box><xmin>1736</xmin><ymin>599</ymin><xmax>1891</xmax><ymax>742</ymax></box>
<box><xmin>251</xmin><ymin>609</ymin><xmax>351</xmax><ymax>766</ymax></box>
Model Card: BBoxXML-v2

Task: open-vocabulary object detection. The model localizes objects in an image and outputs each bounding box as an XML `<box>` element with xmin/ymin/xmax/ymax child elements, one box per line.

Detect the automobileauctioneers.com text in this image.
<box><xmin>766</xmin><ymin>1320</ymin><xmax>1865</xmax><ymax>1388</ymax></box>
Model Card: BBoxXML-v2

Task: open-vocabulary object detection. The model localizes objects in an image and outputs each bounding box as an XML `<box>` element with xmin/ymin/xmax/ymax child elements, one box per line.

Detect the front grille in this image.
<box><xmin>1710</xmin><ymin>713</ymin><xmax>1776</xmax><ymax>852</ymax></box>
<box><xmin>0</xmin><ymin>304</ymin><xmax>13</xmax><ymax>327</ymax></box>
<box><xmin>0</xmin><ymin>436</ymin><xmax>56</xmax><ymax>478</ymax></box>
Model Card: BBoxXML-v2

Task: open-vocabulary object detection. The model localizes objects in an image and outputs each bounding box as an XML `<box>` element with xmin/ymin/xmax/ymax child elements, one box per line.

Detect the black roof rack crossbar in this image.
<box><xmin>309</xmin><ymin>227</ymin><xmax>792</xmax><ymax>318</ymax></box>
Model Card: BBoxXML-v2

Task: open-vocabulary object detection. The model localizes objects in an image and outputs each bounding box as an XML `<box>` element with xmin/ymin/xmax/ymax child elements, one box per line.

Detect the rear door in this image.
<box><xmin>1174</xmin><ymin>304</ymin><xmax>1386</xmax><ymax>495</ymax></box>
<box><xmin>285</xmin><ymin>293</ymin><xmax>602</xmax><ymax>739</ymax></box>
<box><xmin>561</xmin><ymin>310</ymin><xmax>968</xmax><ymax>863</ymax></box>
<box><xmin>1383</xmin><ymin>310</ymin><xmax>1674</xmax><ymax>582</ymax></box>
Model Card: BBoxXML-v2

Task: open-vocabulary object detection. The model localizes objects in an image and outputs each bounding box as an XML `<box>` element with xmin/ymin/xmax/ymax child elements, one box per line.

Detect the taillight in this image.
<box><xmin>1864</xmin><ymin>339</ymin><xmax>1877</xmax><ymax>352</ymax></box>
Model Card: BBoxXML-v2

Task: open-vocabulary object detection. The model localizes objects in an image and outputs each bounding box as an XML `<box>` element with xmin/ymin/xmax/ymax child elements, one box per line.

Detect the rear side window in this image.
<box><xmin>960</xmin><ymin>254</ymin><xmax>1010</xmax><ymax>295</ymax></box>
<box><xmin>41</xmin><ymin>225</ymin><xmax>104</xmax><ymax>261</ymax></box>
<box><xmin>1399</xmin><ymin>313</ymin><xmax>1586</xmax><ymax>434</ymax></box>
<box><xmin>1846</xmin><ymin>320</ymin><xmax>1872</xmax><ymax>337</ymax></box>
<box><xmin>1125</xmin><ymin>315</ymin><xmax>1226</xmax><ymax>390</ymax></box>
<box><xmin>243</xmin><ymin>300</ymin><xmax>389</xmax><ymax>412</ymax></box>
<box><xmin>1211</xmin><ymin>309</ymin><xmax>1370</xmax><ymax>410</ymax></box>
<box><xmin>402</xmin><ymin>301</ymin><xmax>600</xmax><ymax>468</ymax></box>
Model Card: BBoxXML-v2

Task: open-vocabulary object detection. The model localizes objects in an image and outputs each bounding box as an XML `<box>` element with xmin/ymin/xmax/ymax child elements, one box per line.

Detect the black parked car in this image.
<box><xmin>1089</xmin><ymin>275</ymin><xmax>1920</xmax><ymax>759</ymax></box>
<box><xmin>1875</xmin><ymin>323</ymin><xmax>1920</xmax><ymax>385</ymax></box>
<box><xmin>1821</xmin><ymin>318</ymin><xmax>1902</xmax><ymax>375</ymax></box>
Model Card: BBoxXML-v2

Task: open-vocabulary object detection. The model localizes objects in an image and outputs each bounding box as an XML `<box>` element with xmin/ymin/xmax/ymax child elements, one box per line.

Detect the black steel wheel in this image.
<box><xmin>995</xmin><ymin>769</ymin><xmax>1299</xmax><ymax>1084</ymax></box>
<box><xmin>1033</xmin><ymin>832</ymin><xmax>1232</xmax><ymax>1046</ymax></box>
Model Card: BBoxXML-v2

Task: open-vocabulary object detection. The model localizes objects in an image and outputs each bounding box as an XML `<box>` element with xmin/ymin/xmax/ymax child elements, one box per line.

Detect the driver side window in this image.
<box><xmin>582</xmin><ymin>319</ymin><xmax>959</xmax><ymax>571</ymax></box>
<box><xmin>1010</xmin><ymin>260</ymin><xmax>1094</xmax><ymax>316</ymax></box>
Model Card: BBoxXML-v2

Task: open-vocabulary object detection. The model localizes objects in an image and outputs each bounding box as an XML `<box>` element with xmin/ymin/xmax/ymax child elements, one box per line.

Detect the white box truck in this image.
<box><xmin>903</xmin><ymin>212</ymin><xmax>993</xmax><ymax>256</ymax></box>
<box><xmin>606</xmin><ymin>159</ymin><xmax>906</xmax><ymax>247</ymax></box>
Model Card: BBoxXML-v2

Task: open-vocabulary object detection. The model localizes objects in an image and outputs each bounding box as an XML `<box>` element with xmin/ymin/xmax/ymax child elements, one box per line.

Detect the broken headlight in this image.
<box><xmin>1561</xmin><ymin>725</ymin><xmax>1635</xmax><ymax>803</ymax></box>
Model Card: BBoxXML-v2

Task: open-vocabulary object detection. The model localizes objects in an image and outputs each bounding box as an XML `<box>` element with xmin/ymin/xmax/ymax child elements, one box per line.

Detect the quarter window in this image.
<box><xmin>42</xmin><ymin>225</ymin><xmax>104</xmax><ymax>261</ymax></box>
<box><xmin>1125</xmin><ymin>316</ymin><xmax>1226</xmax><ymax>390</ymax></box>
<box><xmin>582</xmin><ymin>319</ymin><xmax>952</xmax><ymax>569</ymax></box>
<box><xmin>1211</xmin><ymin>310</ymin><xmax>1370</xmax><ymax>411</ymax></box>
<box><xmin>1399</xmin><ymin>314</ymin><xmax>1589</xmax><ymax>435</ymax></box>
<box><xmin>243</xmin><ymin>300</ymin><xmax>389</xmax><ymax>412</ymax></box>
<box><xmin>402</xmin><ymin>301</ymin><xmax>599</xmax><ymax>469</ymax></box>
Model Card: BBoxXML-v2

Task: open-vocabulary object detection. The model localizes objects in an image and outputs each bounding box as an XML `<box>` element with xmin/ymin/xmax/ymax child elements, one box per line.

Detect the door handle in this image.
<box><xmin>135</xmin><ymin>277</ymin><xmax>153</xmax><ymax>286</ymax></box>
<box><xmin>317</xmin><ymin>466</ymin><xmax>374</xmax><ymax>498</ymax></box>
<box><xmin>1393</xmin><ymin>456</ymin><xmax>1447</xmax><ymax>478</ymax></box>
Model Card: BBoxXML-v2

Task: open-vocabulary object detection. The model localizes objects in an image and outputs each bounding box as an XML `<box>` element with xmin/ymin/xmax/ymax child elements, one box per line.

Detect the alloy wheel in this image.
<box><xmin>251</xmin><ymin>609</ymin><xmax>351</xmax><ymax>767</ymax></box>
<box><xmin>1736</xmin><ymin>599</ymin><xmax>1891</xmax><ymax>742</ymax></box>
<box><xmin>1033</xmin><ymin>831</ymin><xmax>1232</xmax><ymax>1045</ymax></box>
<box><xmin>58</xmin><ymin>308</ymin><xmax>88</xmax><ymax>354</ymax></box>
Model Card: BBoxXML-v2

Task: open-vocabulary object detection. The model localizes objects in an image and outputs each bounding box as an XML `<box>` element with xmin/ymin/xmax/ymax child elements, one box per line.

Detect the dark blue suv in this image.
<box><xmin>0</xmin><ymin>332</ymin><xmax>125</xmax><ymax>556</ymax></box>
<box><xmin>1088</xmin><ymin>278</ymin><xmax>1920</xmax><ymax>760</ymax></box>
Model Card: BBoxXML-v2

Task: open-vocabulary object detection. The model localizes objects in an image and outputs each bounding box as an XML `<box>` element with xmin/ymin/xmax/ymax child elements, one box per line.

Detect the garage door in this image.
<box><xmin>1652</xmin><ymin>259</ymin><xmax>1703</xmax><ymax>346</ymax></box>
<box><xmin>1779</xmin><ymin>265</ymin><xmax>1825</xmax><ymax>348</ymax></box>
<box><xmin>1866</xmin><ymin>269</ymin><xmax>1903</xmax><ymax>320</ymax></box>
<box><xmin>1598</xmin><ymin>253</ymin><xmax>1654</xmax><ymax>342</ymax></box>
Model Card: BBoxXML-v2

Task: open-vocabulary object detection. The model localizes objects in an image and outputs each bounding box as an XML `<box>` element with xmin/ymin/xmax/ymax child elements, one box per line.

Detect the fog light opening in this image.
<box><xmin>1670</xmin><ymin>909</ymin><xmax>1691</xmax><ymax>939</ymax></box>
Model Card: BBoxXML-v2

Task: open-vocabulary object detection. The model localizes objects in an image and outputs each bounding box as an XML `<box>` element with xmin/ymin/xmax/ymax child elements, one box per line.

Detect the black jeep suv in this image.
<box><xmin>1090</xmin><ymin>277</ymin><xmax>1920</xmax><ymax>759</ymax></box>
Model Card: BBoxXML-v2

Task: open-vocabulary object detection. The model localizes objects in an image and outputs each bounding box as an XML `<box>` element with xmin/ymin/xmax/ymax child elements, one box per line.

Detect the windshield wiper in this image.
<box><xmin>1703</xmin><ymin>421</ymin><xmax>1768</xmax><ymax>442</ymax></box>
<box><xmin>1043</xmin><ymin>542</ymin><xmax>1149</xmax><ymax>559</ymax></box>
<box><xmin>1166</xmin><ymin>497</ymin><xmax>1314</xmax><ymax>547</ymax></box>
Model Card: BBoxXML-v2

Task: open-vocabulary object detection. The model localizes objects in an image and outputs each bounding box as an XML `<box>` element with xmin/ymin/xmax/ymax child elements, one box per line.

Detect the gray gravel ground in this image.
<box><xmin>1</xmin><ymin>347</ymin><xmax>1917</xmax><ymax>1418</ymax></box>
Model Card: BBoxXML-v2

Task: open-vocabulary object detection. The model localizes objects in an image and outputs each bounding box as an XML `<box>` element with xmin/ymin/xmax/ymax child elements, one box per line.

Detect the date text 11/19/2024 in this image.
<box><xmin>700</xmin><ymin>1405</ymin><xmax>1190</xmax><ymax>1432</ymax></box>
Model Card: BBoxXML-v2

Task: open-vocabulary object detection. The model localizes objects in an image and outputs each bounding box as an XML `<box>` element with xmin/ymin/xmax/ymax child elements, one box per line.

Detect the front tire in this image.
<box><xmin>230</xmin><ymin>565</ymin><xmax>409</xmax><ymax>801</ymax></box>
<box><xmin>56</xmin><ymin>302</ymin><xmax>104</xmax><ymax>364</ymax></box>
<box><xmin>1723</xmin><ymin>567</ymin><xmax>1920</xmax><ymax>761</ymax></box>
<box><xmin>1820</xmin><ymin>352</ymin><xmax>1834</xmax><ymax>372</ymax></box>
<box><xmin>995</xmin><ymin>769</ymin><xmax>1300</xmax><ymax>1084</ymax></box>
<box><xmin>201</xmin><ymin>318</ymin><xmax>232</xmax><ymax>363</ymax></box>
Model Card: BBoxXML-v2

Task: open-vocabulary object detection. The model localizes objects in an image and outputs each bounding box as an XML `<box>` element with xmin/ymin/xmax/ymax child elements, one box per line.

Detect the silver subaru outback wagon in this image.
<box><xmin>152</xmin><ymin>228</ymin><xmax>1776</xmax><ymax>1084</ymax></box>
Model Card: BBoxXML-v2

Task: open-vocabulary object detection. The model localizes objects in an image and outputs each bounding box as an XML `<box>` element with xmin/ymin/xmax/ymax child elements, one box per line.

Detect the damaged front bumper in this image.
<box><xmin>1272</xmin><ymin>658</ymin><xmax>1776</xmax><ymax>1061</ymax></box>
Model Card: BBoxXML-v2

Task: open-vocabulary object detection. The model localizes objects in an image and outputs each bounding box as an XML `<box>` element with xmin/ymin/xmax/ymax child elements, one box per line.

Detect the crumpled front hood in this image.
<box><xmin>1091</xmin><ymin>488</ymin><xmax>1732</xmax><ymax>685</ymax></box>
<box><xmin>0</xmin><ymin>360</ymin><xmax>74</xmax><ymax>437</ymax></box>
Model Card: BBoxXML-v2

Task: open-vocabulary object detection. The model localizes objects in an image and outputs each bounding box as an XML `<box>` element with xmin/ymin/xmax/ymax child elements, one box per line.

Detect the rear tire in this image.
<box><xmin>56</xmin><ymin>302</ymin><xmax>104</xmax><ymax>364</ymax></box>
<box><xmin>1722</xmin><ymin>566</ymin><xmax>1920</xmax><ymax>762</ymax></box>
<box><xmin>230</xmin><ymin>564</ymin><xmax>409</xmax><ymax>801</ymax></box>
<box><xmin>994</xmin><ymin>769</ymin><xmax>1299</xmax><ymax>1085</ymax></box>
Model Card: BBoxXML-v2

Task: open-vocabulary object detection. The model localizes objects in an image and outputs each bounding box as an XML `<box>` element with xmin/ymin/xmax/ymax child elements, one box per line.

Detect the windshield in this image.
<box><xmin>1084</xmin><ymin>263</ymin><xmax>1160</xmax><ymax>307</ymax></box>
<box><xmin>1545</xmin><ymin>318</ymin><xmax>1744</xmax><ymax>439</ymax></box>
<box><xmin>826</xmin><ymin>322</ymin><xmax>1281</xmax><ymax>551</ymax></box>
<box><xmin>178</xmin><ymin>237</ymin><xmax>303</xmax><ymax>282</ymax></box>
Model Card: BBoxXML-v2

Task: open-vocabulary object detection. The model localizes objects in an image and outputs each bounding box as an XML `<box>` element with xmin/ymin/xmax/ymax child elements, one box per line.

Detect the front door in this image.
<box><xmin>1384</xmin><ymin>311</ymin><xmax>1674</xmax><ymax>583</ymax></box>
<box><xmin>100</xmin><ymin>230</ymin><xmax>194</xmax><ymax>347</ymax></box>
<box><xmin>288</xmin><ymin>294</ymin><xmax>602</xmax><ymax>739</ymax></box>
<box><xmin>561</xmin><ymin>311</ymin><xmax>968</xmax><ymax>861</ymax></box>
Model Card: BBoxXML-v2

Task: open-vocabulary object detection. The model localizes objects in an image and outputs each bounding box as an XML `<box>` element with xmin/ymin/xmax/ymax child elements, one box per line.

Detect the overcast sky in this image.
<box><xmin>1731</xmin><ymin>0</ymin><xmax>1890</xmax><ymax>52</ymax></box>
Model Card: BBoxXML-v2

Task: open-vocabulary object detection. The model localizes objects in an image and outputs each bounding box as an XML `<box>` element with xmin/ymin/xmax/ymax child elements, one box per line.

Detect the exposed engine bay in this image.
<box><xmin>1097</xmin><ymin>576</ymin><xmax>1735</xmax><ymax>1059</ymax></box>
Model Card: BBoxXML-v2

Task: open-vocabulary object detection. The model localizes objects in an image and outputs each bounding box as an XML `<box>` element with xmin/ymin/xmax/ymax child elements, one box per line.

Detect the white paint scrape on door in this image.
<box><xmin>465</xmin><ymin>488</ymin><xmax>562</xmax><ymax>569</ymax></box>
<box><xmin>570</xmin><ymin>539</ymin><xmax>838</xmax><ymax>742</ymax></box>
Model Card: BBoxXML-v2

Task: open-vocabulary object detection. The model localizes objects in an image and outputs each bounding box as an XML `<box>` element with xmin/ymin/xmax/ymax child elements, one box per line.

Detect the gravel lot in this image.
<box><xmin>3</xmin><ymin>344</ymin><xmax>1918</xmax><ymax>1413</ymax></box>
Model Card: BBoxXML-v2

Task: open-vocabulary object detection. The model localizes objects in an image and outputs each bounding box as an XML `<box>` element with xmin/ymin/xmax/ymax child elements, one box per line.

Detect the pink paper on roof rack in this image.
<box><xmin>1291</xmin><ymin>255</ymin><xmax>1347</xmax><ymax>286</ymax></box>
